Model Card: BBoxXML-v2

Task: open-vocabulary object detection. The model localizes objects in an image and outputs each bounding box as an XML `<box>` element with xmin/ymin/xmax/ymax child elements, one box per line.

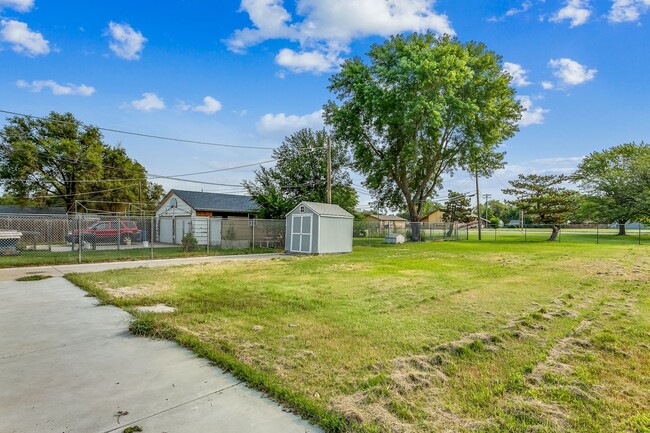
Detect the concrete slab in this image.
<box><xmin>0</xmin><ymin>252</ymin><xmax>286</xmax><ymax>281</ymax></box>
<box><xmin>0</xmin><ymin>277</ymin><xmax>321</xmax><ymax>433</ymax></box>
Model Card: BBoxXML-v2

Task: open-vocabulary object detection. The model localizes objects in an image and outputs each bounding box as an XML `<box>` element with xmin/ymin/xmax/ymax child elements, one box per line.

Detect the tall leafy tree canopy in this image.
<box><xmin>325</xmin><ymin>33</ymin><xmax>522</xmax><ymax>225</ymax></box>
<box><xmin>502</xmin><ymin>174</ymin><xmax>577</xmax><ymax>240</ymax></box>
<box><xmin>573</xmin><ymin>142</ymin><xmax>650</xmax><ymax>235</ymax></box>
<box><xmin>0</xmin><ymin>112</ymin><xmax>163</xmax><ymax>212</ymax></box>
<box><xmin>243</xmin><ymin>128</ymin><xmax>358</xmax><ymax>219</ymax></box>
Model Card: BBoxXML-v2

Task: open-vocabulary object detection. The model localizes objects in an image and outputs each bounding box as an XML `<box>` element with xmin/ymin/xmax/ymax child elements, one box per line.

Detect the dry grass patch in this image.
<box><xmin>67</xmin><ymin>241</ymin><xmax>650</xmax><ymax>433</ymax></box>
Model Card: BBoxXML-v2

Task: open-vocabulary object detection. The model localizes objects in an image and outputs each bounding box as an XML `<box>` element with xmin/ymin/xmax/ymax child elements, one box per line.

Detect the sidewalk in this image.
<box><xmin>0</xmin><ymin>252</ymin><xmax>286</xmax><ymax>281</ymax></box>
<box><xmin>0</xmin><ymin>276</ymin><xmax>321</xmax><ymax>433</ymax></box>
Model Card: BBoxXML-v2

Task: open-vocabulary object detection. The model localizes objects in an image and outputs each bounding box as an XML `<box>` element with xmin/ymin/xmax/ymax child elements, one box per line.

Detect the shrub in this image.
<box><xmin>181</xmin><ymin>232</ymin><xmax>199</xmax><ymax>252</ymax></box>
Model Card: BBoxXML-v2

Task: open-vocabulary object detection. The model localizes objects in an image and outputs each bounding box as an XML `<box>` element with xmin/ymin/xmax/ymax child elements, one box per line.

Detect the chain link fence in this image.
<box><xmin>458</xmin><ymin>223</ymin><xmax>649</xmax><ymax>244</ymax></box>
<box><xmin>0</xmin><ymin>214</ymin><xmax>286</xmax><ymax>267</ymax></box>
<box><xmin>354</xmin><ymin>221</ymin><xmax>458</xmax><ymax>246</ymax></box>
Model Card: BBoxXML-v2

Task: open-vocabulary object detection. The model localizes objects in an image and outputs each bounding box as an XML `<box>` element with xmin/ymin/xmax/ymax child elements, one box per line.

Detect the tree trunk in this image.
<box><xmin>547</xmin><ymin>225</ymin><xmax>560</xmax><ymax>241</ymax></box>
<box><xmin>408</xmin><ymin>203</ymin><xmax>421</xmax><ymax>242</ymax></box>
<box><xmin>446</xmin><ymin>224</ymin><xmax>454</xmax><ymax>238</ymax></box>
<box><xmin>617</xmin><ymin>222</ymin><xmax>626</xmax><ymax>236</ymax></box>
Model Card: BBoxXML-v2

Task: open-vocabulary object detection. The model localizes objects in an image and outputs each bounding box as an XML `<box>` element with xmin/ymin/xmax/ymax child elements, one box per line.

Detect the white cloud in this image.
<box><xmin>226</xmin><ymin>0</ymin><xmax>297</xmax><ymax>54</ymax></box>
<box><xmin>550</xmin><ymin>0</ymin><xmax>592</xmax><ymax>27</ymax></box>
<box><xmin>176</xmin><ymin>101</ymin><xmax>191</xmax><ymax>111</ymax></box>
<box><xmin>608</xmin><ymin>0</ymin><xmax>650</xmax><ymax>23</ymax></box>
<box><xmin>227</xmin><ymin>0</ymin><xmax>454</xmax><ymax>75</ymax></box>
<box><xmin>518</xmin><ymin>96</ymin><xmax>549</xmax><ymax>126</ymax></box>
<box><xmin>0</xmin><ymin>19</ymin><xmax>49</xmax><ymax>56</ymax></box>
<box><xmin>503</xmin><ymin>62</ymin><xmax>531</xmax><ymax>87</ymax></box>
<box><xmin>549</xmin><ymin>58</ymin><xmax>597</xmax><ymax>86</ymax></box>
<box><xmin>131</xmin><ymin>92</ymin><xmax>165</xmax><ymax>111</ymax></box>
<box><xmin>0</xmin><ymin>0</ymin><xmax>33</xmax><ymax>12</ymax></box>
<box><xmin>256</xmin><ymin>109</ymin><xmax>324</xmax><ymax>135</ymax></box>
<box><xmin>541</xmin><ymin>81</ymin><xmax>555</xmax><ymax>90</ymax></box>
<box><xmin>275</xmin><ymin>48</ymin><xmax>340</xmax><ymax>73</ymax></box>
<box><xmin>192</xmin><ymin>96</ymin><xmax>223</xmax><ymax>114</ymax></box>
<box><xmin>16</xmin><ymin>79</ymin><xmax>95</xmax><ymax>96</ymax></box>
<box><xmin>487</xmin><ymin>1</ymin><xmax>532</xmax><ymax>22</ymax></box>
<box><xmin>107</xmin><ymin>22</ymin><xmax>147</xmax><ymax>60</ymax></box>
<box><xmin>506</xmin><ymin>1</ymin><xmax>533</xmax><ymax>17</ymax></box>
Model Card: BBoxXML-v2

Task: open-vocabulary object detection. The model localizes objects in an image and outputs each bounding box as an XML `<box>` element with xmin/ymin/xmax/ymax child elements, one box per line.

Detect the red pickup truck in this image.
<box><xmin>66</xmin><ymin>221</ymin><xmax>142</xmax><ymax>245</ymax></box>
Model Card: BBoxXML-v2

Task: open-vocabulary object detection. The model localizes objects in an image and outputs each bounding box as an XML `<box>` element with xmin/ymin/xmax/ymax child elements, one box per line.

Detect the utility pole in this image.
<box><xmin>483</xmin><ymin>193</ymin><xmax>491</xmax><ymax>226</ymax></box>
<box><xmin>326</xmin><ymin>135</ymin><xmax>332</xmax><ymax>204</ymax></box>
<box><xmin>475</xmin><ymin>169</ymin><xmax>481</xmax><ymax>240</ymax></box>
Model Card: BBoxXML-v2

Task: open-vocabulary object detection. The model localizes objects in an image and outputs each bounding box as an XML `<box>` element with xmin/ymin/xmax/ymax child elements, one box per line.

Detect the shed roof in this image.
<box><xmin>292</xmin><ymin>202</ymin><xmax>353</xmax><ymax>218</ymax></box>
<box><xmin>368</xmin><ymin>214</ymin><xmax>407</xmax><ymax>222</ymax></box>
<box><xmin>165</xmin><ymin>189</ymin><xmax>258</xmax><ymax>213</ymax></box>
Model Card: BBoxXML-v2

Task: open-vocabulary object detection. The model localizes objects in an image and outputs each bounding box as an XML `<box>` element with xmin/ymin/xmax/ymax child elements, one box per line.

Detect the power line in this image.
<box><xmin>163</xmin><ymin>159</ymin><xmax>275</xmax><ymax>178</ymax></box>
<box><xmin>17</xmin><ymin>183</ymin><xmax>139</xmax><ymax>200</ymax></box>
<box><xmin>0</xmin><ymin>108</ymin><xmax>276</xmax><ymax>150</ymax></box>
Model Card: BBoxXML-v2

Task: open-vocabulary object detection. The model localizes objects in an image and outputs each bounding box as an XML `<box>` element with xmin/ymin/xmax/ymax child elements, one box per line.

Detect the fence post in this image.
<box><xmin>596</xmin><ymin>224</ymin><xmax>599</xmax><ymax>244</ymax></box>
<box><xmin>558</xmin><ymin>226</ymin><xmax>561</xmax><ymax>243</ymax></box>
<box><xmin>150</xmin><ymin>216</ymin><xmax>154</xmax><ymax>259</ymax></box>
<box><xmin>524</xmin><ymin>226</ymin><xmax>527</xmax><ymax>242</ymax></box>
<box><xmin>494</xmin><ymin>225</ymin><xmax>497</xmax><ymax>241</ymax></box>
<box><xmin>77</xmin><ymin>215</ymin><xmax>82</xmax><ymax>264</ymax></box>
<box><xmin>48</xmin><ymin>216</ymin><xmax>52</xmax><ymax>251</ymax></box>
<box><xmin>639</xmin><ymin>224</ymin><xmax>642</xmax><ymax>245</ymax></box>
<box><xmin>117</xmin><ymin>217</ymin><xmax>121</xmax><ymax>251</ymax></box>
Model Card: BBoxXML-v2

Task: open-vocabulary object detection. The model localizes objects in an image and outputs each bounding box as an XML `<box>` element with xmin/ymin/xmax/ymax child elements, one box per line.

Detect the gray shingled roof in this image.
<box><xmin>171</xmin><ymin>189</ymin><xmax>258</xmax><ymax>213</ymax></box>
<box><xmin>299</xmin><ymin>202</ymin><xmax>353</xmax><ymax>218</ymax></box>
<box><xmin>0</xmin><ymin>205</ymin><xmax>66</xmax><ymax>215</ymax></box>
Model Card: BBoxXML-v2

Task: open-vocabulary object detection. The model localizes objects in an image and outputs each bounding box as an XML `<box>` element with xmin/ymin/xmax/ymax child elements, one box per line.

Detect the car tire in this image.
<box><xmin>121</xmin><ymin>235</ymin><xmax>132</xmax><ymax>245</ymax></box>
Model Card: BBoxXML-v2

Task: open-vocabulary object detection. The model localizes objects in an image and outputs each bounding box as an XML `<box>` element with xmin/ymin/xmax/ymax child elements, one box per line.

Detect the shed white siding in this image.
<box><xmin>319</xmin><ymin>215</ymin><xmax>353</xmax><ymax>254</ymax></box>
<box><xmin>285</xmin><ymin>202</ymin><xmax>352</xmax><ymax>254</ymax></box>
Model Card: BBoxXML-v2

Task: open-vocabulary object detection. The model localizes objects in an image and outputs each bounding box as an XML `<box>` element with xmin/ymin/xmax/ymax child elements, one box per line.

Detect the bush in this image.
<box><xmin>181</xmin><ymin>232</ymin><xmax>199</xmax><ymax>252</ymax></box>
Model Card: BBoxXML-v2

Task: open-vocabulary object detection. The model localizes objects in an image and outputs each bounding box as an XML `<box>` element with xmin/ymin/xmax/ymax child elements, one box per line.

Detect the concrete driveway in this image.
<box><xmin>0</xmin><ymin>252</ymin><xmax>286</xmax><ymax>281</ymax></box>
<box><xmin>0</xmin><ymin>276</ymin><xmax>321</xmax><ymax>433</ymax></box>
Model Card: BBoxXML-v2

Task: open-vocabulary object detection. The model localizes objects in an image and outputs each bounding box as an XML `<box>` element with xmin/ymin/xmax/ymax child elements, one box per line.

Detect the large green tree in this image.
<box><xmin>502</xmin><ymin>174</ymin><xmax>577</xmax><ymax>241</ymax></box>
<box><xmin>325</xmin><ymin>33</ymin><xmax>522</xmax><ymax>239</ymax></box>
<box><xmin>243</xmin><ymin>128</ymin><xmax>358</xmax><ymax>218</ymax></box>
<box><xmin>573</xmin><ymin>142</ymin><xmax>650</xmax><ymax>235</ymax></box>
<box><xmin>0</xmin><ymin>112</ymin><xmax>163</xmax><ymax>212</ymax></box>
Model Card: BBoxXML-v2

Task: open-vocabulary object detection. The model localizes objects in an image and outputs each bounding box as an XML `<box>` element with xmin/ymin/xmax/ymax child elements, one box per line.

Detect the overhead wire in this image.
<box><xmin>0</xmin><ymin>109</ymin><xmax>277</xmax><ymax>150</ymax></box>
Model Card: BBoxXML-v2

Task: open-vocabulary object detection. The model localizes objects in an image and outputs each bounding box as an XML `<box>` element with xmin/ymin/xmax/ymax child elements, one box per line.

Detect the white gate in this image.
<box><xmin>291</xmin><ymin>214</ymin><xmax>312</xmax><ymax>253</ymax></box>
<box><xmin>209</xmin><ymin>218</ymin><xmax>222</xmax><ymax>245</ymax></box>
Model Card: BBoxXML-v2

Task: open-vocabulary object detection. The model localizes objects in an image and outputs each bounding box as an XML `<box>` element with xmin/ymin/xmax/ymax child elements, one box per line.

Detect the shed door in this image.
<box><xmin>291</xmin><ymin>214</ymin><xmax>312</xmax><ymax>253</ymax></box>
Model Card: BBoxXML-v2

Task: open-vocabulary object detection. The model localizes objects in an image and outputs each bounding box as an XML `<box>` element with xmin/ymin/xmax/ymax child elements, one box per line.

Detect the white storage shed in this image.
<box><xmin>285</xmin><ymin>202</ymin><xmax>353</xmax><ymax>254</ymax></box>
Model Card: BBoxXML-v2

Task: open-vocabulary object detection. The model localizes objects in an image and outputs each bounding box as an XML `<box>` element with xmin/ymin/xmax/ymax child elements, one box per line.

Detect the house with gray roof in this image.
<box><xmin>155</xmin><ymin>189</ymin><xmax>258</xmax><ymax>245</ymax></box>
<box><xmin>155</xmin><ymin>189</ymin><xmax>258</xmax><ymax>218</ymax></box>
<box><xmin>0</xmin><ymin>205</ymin><xmax>66</xmax><ymax>215</ymax></box>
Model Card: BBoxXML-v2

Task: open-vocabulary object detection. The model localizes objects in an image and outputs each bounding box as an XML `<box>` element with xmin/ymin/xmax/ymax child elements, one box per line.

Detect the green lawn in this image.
<box><xmin>68</xmin><ymin>241</ymin><xmax>650</xmax><ymax>433</ymax></box>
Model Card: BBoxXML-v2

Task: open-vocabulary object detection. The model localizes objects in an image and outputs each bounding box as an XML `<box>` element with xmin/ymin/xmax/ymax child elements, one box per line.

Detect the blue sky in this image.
<box><xmin>1</xmin><ymin>0</ymin><xmax>649</xmax><ymax>208</ymax></box>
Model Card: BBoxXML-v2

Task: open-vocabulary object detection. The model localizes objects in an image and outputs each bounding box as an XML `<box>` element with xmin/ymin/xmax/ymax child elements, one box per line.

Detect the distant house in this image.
<box><xmin>0</xmin><ymin>205</ymin><xmax>66</xmax><ymax>215</ymax></box>
<box><xmin>156</xmin><ymin>189</ymin><xmax>258</xmax><ymax>218</ymax></box>
<box><xmin>155</xmin><ymin>189</ymin><xmax>258</xmax><ymax>245</ymax></box>
<box><xmin>365</xmin><ymin>214</ymin><xmax>407</xmax><ymax>229</ymax></box>
<box><xmin>420</xmin><ymin>210</ymin><xmax>444</xmax><ymax>223</ymax></box>
<box><xmin>506</xmin><ymin>219</ymin><xmax>521</xmax><ymax>228</ymax></box>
